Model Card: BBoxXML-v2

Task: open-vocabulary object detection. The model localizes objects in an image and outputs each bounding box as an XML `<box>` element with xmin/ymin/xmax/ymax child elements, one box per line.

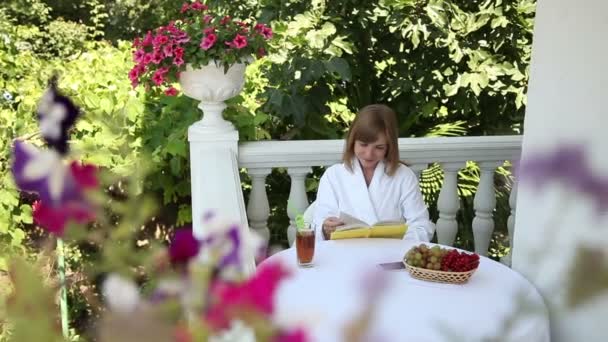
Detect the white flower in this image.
<box><xmin>2</xmin><ymin>91</ymin><xmax>12</xmax><ymax>101</ymax></box>
<box><xmin>102</xmin><ymin>274</ymin><xmax>140</xmax><ymax>314</ymax></box>
<box><xmin>37</xmin><ymin>89</ymin><xmax>67</xmax><ymax>140</ymax></box>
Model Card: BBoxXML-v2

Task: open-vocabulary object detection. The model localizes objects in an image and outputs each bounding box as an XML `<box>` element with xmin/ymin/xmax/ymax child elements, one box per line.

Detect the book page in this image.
<box><xmin>335</xmin><ymin>212</ymin><xmax>370</xmax><ymax>231</ymax></box>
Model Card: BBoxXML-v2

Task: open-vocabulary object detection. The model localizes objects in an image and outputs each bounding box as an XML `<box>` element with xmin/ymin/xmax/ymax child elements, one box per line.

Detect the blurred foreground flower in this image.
<box><xmin>518</xmin><ymin>144</ymin><xmax>608</xmax><ymax>214</ymax></box>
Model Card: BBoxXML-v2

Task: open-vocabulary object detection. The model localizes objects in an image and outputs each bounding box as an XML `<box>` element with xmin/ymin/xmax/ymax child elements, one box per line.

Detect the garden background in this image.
<box><xmin>0</xmin><ymin>0</ymin><xmax>535</xmax><ymax>338</ymax></box>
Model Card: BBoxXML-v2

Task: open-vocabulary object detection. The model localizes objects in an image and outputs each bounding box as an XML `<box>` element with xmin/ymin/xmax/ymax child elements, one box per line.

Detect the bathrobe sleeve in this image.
<box><xmin>313</xmin><ymin>166</ymin><xmax>340</xmax><ymax>242</ymax></box>
<box><xmin>398</xmin><ymin>167</ymin><xmax>435</xmax><ymax>242</ymax></box>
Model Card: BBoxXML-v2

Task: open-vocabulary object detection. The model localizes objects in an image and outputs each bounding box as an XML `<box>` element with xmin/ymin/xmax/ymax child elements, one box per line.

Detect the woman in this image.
<box><xmin>312</xmin><ymin>104</ymin><xmax>434</xmax><ymax>242</ymax></box>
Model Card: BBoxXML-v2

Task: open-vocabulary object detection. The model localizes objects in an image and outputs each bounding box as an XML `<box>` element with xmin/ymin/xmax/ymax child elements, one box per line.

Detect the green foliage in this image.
<box><xmin>0</xmin><ymin>0</ymin><xmax>536</xmax><ymax>335</ymax></box>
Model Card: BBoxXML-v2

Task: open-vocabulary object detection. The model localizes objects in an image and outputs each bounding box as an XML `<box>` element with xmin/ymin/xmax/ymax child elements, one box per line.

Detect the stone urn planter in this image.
<box><xmin>179</xmin><ymin>60</ymin><xmax>248</xmax><ymax>133</ymax></box>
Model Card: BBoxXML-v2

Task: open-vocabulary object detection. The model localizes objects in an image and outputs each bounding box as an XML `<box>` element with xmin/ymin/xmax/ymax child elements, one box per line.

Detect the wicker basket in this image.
<box><xmin>403</xmin><ymin>262</ymin><xmax>477</xmax><ymax>284</ymax></box>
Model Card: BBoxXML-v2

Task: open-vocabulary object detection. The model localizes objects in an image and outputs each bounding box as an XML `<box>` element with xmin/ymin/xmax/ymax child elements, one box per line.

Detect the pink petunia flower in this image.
<box><xmin>273</xmin><ymin>328</ymin><xmax>308</xmax><ymax>342</ymax></box>
<box><xmin>220</xmin><ymin>16</ymin><xmax>231</xmax><ymax>25</ymax></box>
<box><xmin>173</xmin><ymin>57</ymin><xmax>184</xmax><ymax>66</ymax></box>
<box><xmin>133</xmin><ymin>49</ymin><xmax>145</xmax><ymax>63</ymax></box>
<box><xmin>154</xmin><ymin>34</ymin><xmax>169</xmax><ymax>46</ymax></box>
<box><xmin>164</xmin><ymin>87</ymin><xmax>178</xmax><ymax>96</ymax></box>
<box><xmin>205</xmin><ymin>261</ymin><xmax>291</xmax><ymax>330</ymax></box>
<box><xmin>261</xmin><ymin>26</ymin><xmax>273</xmax><ymax>39</ymax></box>
<box><xmin>70</xmin><ymin>162</ymin><xmax>98</xmax><ymax>189</ymax></box>
<box><xmin>203</xmin><ymin>15</ymin><xmax>213</xmax><ymax>24</ymax></box>
<box><xmin>257</xmin><ymin>47</ymin><xmax>266</xmax><ymax>58</ymax></box>
<box><xmin>169</xmin><ymin>227</ymin><xmax>200</xmax><ymax>264</ymax></box>
<box><xmin>152</xmin><ymin>70</ymin><xmax>165</xmax><ymax>85</ymax></box>
<box><xmin>190</xmin><ymin>1</ymin><xmax>207</xmax><ymax>11</ymax></box>
<box><xmin>33</xmin><ymin>200</ymin><xmax>95</xmax><ymax>236</ymax></box>
<box><xmin>143</xmin><ymin>53</ymin><xmax>154</xmax><ymax>65</ymax></box>
<box><xmin>152</xmin><ymin>51</ymin><xmax>164</xmax><ymax>64</ymax></box>
<box><xmin>232</xmin><ymin>34</ymin><xmax>248</xmax><ymax>49</ymax></box>
<box><xmin>200</xmin><ymin>33</ymin><xmax>217</xmax><ymax>50</ymax></box>
<box><xmin>203</xmin><ymin>27</ymin><xmax>215</xmax><ymax>35</ymax></box>
<box><xmin>180</xmin><ymin>3</ymin><xmax>189</xmax><ymax>13</ymax></box>
<box><xmin>142</xmin><ymin>31</ymin><xmax>153</xmax><ymax>46</ymax></box>
<box><xmin>163</xmin><ymin>44</ymin><xmax>174</xmax><ymax>57</ymax></box>
<box><xmin>174</xmin><ymin>47</ymin><xmax>184</xmax><ymax>59</ymax></box>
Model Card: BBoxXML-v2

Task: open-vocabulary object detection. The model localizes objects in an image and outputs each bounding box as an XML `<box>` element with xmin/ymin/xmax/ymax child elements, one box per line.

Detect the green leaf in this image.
<box><xmin>165</xmin><ymin>140</ymin><xmax>187</xmax><ymax>158</ymax></box>
<box><xmin>323</xmin><ymin>58</ymin><xmax>351</xmax><ymax>81</ymax></box>
<box><xmin>176</xmin><ymin>205</ymin><xmax>192</xmax><ymax>226</ymax></box>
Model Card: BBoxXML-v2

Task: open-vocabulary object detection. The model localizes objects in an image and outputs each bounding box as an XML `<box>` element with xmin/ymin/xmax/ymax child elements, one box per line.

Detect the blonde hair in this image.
<box><xmin>342</xmin><ymin>104</ymin><xmax>400</xmax><ymax>176</ymax></box>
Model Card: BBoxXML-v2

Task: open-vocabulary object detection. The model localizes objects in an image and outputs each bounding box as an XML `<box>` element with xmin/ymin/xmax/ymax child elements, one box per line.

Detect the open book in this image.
<box><xmin>330</xmin><ymin>212</ymin><xmax>408</xmax><ymax>240</ymax></box>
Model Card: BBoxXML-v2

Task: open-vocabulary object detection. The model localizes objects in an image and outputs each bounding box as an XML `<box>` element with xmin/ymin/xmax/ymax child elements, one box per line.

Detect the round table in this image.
<box><xmin>262</xmin><ymin>239</ymin><xmax>549</xmax><ymax>342</ymax></box>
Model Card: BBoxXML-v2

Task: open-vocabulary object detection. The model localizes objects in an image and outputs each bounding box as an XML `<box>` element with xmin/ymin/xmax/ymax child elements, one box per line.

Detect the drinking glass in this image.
<box><xmin>296</xmin><ymin>225</ymin><xmax>316</xmax><ymax>267</ymax></box>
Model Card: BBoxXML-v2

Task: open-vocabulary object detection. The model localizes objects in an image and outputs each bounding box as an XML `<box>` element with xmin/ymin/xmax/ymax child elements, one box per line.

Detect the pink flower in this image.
<box><xmin>133</xmin><ymin>49</ymin><xmax>145</xmax><ymax>63</ymax></box>
<box><xmin>173</xmin><ymin>57</ymin><xmax>184</xmax><ymax>66</ymax></box>
<box><xmin>174</xmin><ymin>47</ymin><xmax>184</xmax><ymax>58</ymax></box>
<box><xmin>128</xmin><ymin>67</ymin><xmax>140</xmax><ymax>83</ymax></box>
<box><xmin>255</xmin><ymin>24</ymin><xmax>273</xmax><ymax>39</ymax></box>
<box><xmin>180</xmin><ymin>3</ymin><xmax>189</xmax><ymax>13</ymax></box>
<box><xmin>220</xmin><ymin>16</ymin><xmax>231</xmax><ymax>25</ymax></box>
<box><xmin>132</xmin><ymin>37</ymin><xmax>141</xmax><ymax>48</ymax></box>
<box><xmin>152</xmin><ymin>51</ymin><xmax>164</xmax><ymax>64</ymax></box>
<box><xmin>190</xmin><ymin>1</ymin><xmax>207</xmax><ymax>11</ymax></box>
<box><xmin>154</xmin><ymin>34</ymin><xmax>169</xmax><ymax>46</ymax></box>
<box><xmin>33</xmin><ymin>200</ymin><xmax>95</xmax><ymax>236</ymax></box>
<box><xmin>257</xmin><ymin>47</ymin><xmax>266</xmax><ymax>58</ymax></box>
<box><xmin>163</xmin><ymin>44</ymin><xmax>174</xmax><ymax>57</ymax></box>
<box><xmin>273</xmin><ymin>328</ymin><xmax>308</xmax><ymax>342</ymax></box>
<box><xmin>152</xmin><ymin>70</ymin><xmax>165</xmax><ymax>85</ymax></box>
<box><xmin>203</xmin><ymin>27</ymin><xmax>215</xmax><ymax>35</ymax></box>
<box><xmin>143</xmin><ymin>53</ymin><xmax>154</xmax><ymax>65</ymax></box>
<box><xmin>232</xmin><ymin>34</ymin><xmax>248</xmax><ymax>49</ymax></box>
<box><xmin>169</xmin><ymin>227</ymin><xmax>200</xmax><ymax>264</ymax></box>
<box><xmin>205</xmin><ymin>261</ymin><xmax>291</xmax><ymax>329</ymax></box>
<box><xmin>164</xmin><ymin>87</ymin><xmax>178</xmax><ymax>96</ymax></box>
<box><xmin>203</xmin><ymin>15</ymin><xmax>213</xmax><ymax>24</ymax></box>
<box><xmin>142</xmin><ymin>31</ymin><xmax>153</xmax><ymax>46</ymax></box>
<box><xmin>262</xmin><ymin>27</ymin><xmax>273</xmax><ymax>39</ymax></box>
<box><xmin>70</xmin><ymin>162</ymin><xmax>98</xmax><ymax>189</ymax></box>
<box><xmin>200</xmin><ymin>33</ymin><xmax>217</xmax><ymax>50</ymax></box>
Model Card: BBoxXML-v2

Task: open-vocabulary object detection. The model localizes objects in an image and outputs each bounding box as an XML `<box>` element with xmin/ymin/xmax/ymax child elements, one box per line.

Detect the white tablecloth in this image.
<box><xmin>262</xmin><ymin>239</ymin><xmax>549</xmax><ymax>342</ymax></box>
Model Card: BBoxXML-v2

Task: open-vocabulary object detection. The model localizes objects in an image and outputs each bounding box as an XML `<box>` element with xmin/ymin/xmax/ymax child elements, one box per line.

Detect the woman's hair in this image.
<box><xmin>342</xmin><ymin>104</ymin><xmax>400</xmax><ymax>176</ymax></box>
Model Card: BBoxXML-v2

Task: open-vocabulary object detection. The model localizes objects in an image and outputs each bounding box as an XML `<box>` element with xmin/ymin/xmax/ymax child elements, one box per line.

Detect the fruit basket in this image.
<box><xmin>403</xmin><ymin>263</ymin><xmax>477</xmax><ymax>284</ymax></box>
<box><xmin>403</xmin><ymin>244</ymin><xmax>480</xmax><ymax>284</ymax></box>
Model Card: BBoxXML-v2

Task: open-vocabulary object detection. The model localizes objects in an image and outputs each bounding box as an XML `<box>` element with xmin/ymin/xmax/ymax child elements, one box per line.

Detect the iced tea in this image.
<box><xmin>296</xmin><ymin>228</ymin><xmax>315</xmax><ymax>267</ymax></box>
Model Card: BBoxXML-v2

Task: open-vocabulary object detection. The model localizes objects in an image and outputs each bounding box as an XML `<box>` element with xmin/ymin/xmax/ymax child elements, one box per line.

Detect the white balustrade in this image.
<box><xmin>472</xmin><ymin>162</ymin><xmax>500</xmax><ymax>256</ymax></box>
<box><xmin>436</xmin><ymin>162</ymin><xmax>463</xmax><ymax>246</ymax></box>
<box><xmin>501</xmin><ymin>180</ymin><xmax>518</xmax><ymax>266</ymax></box>
<box><xmin>286</xmin><ymin>167</ymin><xmax>312</xmax><ymax>245</ymax></box>
<box><xmin>191</xmin><ymin>136</ymin><xmax>525</xmax><ymax>267</ymax></box>
<box><xmin>246</xmin><ymin>168</ymin><xmax>272</xmax><ymax>243</ymax></box>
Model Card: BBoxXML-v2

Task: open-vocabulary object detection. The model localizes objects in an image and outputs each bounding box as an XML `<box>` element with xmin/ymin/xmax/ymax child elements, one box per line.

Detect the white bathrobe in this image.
<box><xmin>313</xmin><ymin>160</ymin><xmax>434</xmax><ymax>242</ymax></box>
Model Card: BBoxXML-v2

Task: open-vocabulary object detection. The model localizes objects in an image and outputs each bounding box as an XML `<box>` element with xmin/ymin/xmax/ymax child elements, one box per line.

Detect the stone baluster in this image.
<box><xmin>472</xmin><ymin>162</ymin><xmax>500</xmax><ymax>256</ymax></box>
<box><xmin>286</xmin><ymin>167</ymin><xmax>312</xmax><ymax>245</ymax></box>
<box><xmin>501</xmin><ymin>179</ymin><xmax>518</xmax><ymax>266</ymax></box>
<box><xmin>436</xmin><ymin>163</ymin><xmax>463</xmax><ymax>246</ymax></box>
<box><xmin>246</xmin><ymin>168</ymin><xmax>272</xmax><ymax>244</ymax></box>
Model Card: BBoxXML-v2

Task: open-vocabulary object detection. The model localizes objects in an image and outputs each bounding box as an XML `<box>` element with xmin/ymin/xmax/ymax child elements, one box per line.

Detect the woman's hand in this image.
<box><xmin>322</xmin><ymin>217</ymin><xmax>344</xmax><ymax>240</ymax></box>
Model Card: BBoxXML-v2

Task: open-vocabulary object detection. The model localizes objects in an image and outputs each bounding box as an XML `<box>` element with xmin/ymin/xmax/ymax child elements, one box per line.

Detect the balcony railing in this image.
<box><xmin>238</xmin><ymin>136</ymin><xmax>522</xmax><ymax>263</ymax></box>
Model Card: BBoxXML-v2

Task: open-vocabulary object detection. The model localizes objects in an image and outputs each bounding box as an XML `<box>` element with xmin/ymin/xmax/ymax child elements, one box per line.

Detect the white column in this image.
<box><xmin>436</xmin><ymin>162</ymin><xmax>462</xmax><ymax>246</ymax></box>
<box><xmin>286</xmin><ymin>167</ymin><xmax>312</xmax><ymax>245</ymax></box>
<box><xmin>501</xmin><ymin>179</ymin><xmax>517</xmax><ymax>266</ymax></box>
<box><xmin>512</xmin><ymin>2</ymin><xmax>608</xmax><ymax>339</ymax></box>
<box><xmin>472</xmin><ymin>162</ymin><xmax>499</xmax><ymax>256</ymax></box>
<box><xmin>246</xmin><ymin>168</ymin><xmax>272</xmax><ymax>244</ymax></box>
<box><xmin>188</xmin><ymin>126</ymin><xmax>251</xmax><ymax>274</ymax></box>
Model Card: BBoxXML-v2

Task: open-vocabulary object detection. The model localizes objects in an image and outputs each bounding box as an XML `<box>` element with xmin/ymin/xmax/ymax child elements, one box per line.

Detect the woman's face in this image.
<box><xmin>354</xmin><ymin>134</ymin><xmax>388</xmax><ymax>170</ymax></box>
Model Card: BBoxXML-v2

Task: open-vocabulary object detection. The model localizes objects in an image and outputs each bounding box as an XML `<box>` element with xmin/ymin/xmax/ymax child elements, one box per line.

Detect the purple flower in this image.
<box><xmin>169</xmin><ymin>226</ymin><xmax>201</xmax><ymax>264</ymax></box>
<box><xmin>36</xmin><ymin>82</ymin><xmax>80</xmax><ymax>155</ymax></box>
<box><xmin>12</xmin><ymin>140</ymin><xmax>80</xmax><ymax>205</ymax></box>
<box><xmin>217</xmin><ymin>225</ymin><xmax>241</xmax><ymax>268</ymax></box>
<box><xmin>518</xmin><ymin>144</ymin><xmax>608</xmax><ymax>214</ymax></box>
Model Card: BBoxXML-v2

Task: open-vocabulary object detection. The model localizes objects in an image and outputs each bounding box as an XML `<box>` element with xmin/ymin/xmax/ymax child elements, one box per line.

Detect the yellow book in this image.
<box><xmin>330</xmin><ymin>212</ymin><xmax>408</xmax><ymax>240</ymax></box>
